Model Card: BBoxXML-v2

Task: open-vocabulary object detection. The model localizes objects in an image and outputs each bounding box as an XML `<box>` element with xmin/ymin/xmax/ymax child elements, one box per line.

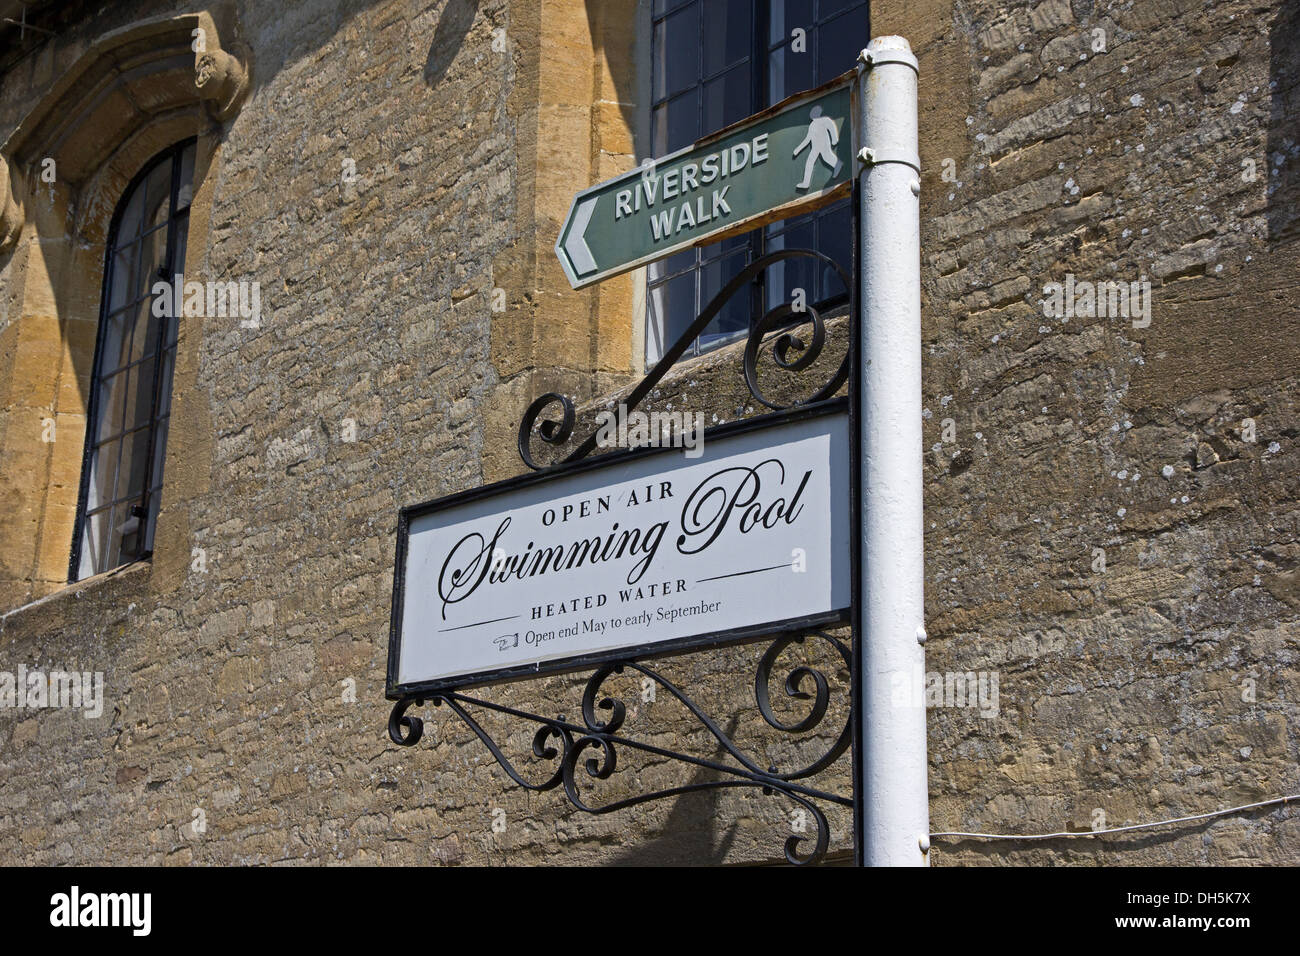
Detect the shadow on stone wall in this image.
<box><xmin>425</xmin><ymin>0</ymin><xmax>480</xmax><ymax>89</ymax></box>
<box><xmin>1268</xmin><ymin>0</ymin><xmax>1299</xmax><ymax>244</ymax></box>
<box><xmin>607</xmin><ymin>717</ymin><xmax>742</xmax><ymax>866</ymax></box>
<box><xmin>584</xmin><ymin>1</ymin><xmax>639</xmax><ymax>148</ymax></box>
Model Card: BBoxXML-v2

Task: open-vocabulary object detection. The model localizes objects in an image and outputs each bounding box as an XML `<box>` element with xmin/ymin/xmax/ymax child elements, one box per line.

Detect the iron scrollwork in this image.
<box><xmin>518</xmin><ymin>248</ymin><xmax>850</xmax><ymax>470</ymax></box>
<box><xmin>390</xmin><ymin>631</ymin><xmax>852</xmax><ymax>865</ymax></box>
<box><xmin>401</xmin><ymin>248</ymin><xmax>855</xmax><ymax>864</ymax></box>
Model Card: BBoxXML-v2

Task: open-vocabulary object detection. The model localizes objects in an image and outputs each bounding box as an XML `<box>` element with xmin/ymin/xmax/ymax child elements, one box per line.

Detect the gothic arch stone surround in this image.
<box><xmin>0</xmin><ymin>10</ymin><xmax>250</xmax><ymax>606</ymax></box>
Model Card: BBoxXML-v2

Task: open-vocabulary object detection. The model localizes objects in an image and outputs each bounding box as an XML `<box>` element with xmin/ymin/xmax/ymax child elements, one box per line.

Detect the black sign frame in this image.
<box><xmin>386</xmin><ymin>396</ymin><xmax>851</xmax><ymax>702</ymax></box>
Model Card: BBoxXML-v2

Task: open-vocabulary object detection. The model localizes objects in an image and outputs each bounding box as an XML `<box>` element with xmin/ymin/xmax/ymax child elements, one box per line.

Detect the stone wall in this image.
<box><xmin>885</xmin><ymin>0</ymin><xmax>1300</xmax><ymax>863</ymax></box>
<box><xmin>0</xmin><ymin>0</ymin><xmax>1295</xmax><ymax>866</ymax></box>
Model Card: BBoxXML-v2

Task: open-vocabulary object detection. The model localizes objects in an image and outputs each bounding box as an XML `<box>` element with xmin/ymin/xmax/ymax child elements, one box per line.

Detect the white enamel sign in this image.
<box><xmin>388</xmin><ymin>405</ymin><xmax>851</xmax><ymax>695</ymax></box>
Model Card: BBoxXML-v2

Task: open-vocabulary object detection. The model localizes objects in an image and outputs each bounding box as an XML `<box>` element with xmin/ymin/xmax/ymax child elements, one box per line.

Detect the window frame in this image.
<box><xmin>644</xmin><ymin>0</ymin><xmax>866</xmax><ymax>369</ymax></box>
<box><xmin>67</xmin><ymin>137</ymin><xmax>196</xmax><ymax>583</ymax></box>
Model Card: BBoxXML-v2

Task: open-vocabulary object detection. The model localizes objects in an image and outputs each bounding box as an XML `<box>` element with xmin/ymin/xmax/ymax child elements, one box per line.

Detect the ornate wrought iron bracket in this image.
<box><xmin>390</xmin><ymin>631</ymin><xmax>853</xmax><ymax>865</ymax></box>
<box><xmin>518</xmin><ymin>249</ymin><xmax>850</xmax><ymax>470</ymax></box>
<box><xmin>393</xmin><ymin>247</ymin><xmax>856</xmax><ymax>864</ymax></box>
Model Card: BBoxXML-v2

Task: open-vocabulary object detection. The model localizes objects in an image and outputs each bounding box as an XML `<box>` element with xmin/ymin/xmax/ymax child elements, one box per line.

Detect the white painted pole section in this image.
<box><xmin>856</xmin><ymin>36</ymin><xmax>929</xmax><ymax>866</ymax></box>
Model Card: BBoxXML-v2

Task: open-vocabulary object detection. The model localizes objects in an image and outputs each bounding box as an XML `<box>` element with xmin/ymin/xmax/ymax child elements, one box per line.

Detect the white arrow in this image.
<box><xmin>563</xmin><ymin>196</ymin><xmax>599</xmax><ymax>276</ymax></box>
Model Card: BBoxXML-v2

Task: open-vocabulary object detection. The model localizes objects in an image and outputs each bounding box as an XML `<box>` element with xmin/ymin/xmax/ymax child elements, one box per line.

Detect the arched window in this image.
<box><xmin>70</xmin><ymin>139</ymin><xmax>196</xmax><ymax>581</ymax></box>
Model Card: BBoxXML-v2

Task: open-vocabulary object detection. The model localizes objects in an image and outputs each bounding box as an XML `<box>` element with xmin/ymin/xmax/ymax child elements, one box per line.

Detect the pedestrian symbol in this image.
<box><xmin>793</xmin><ymin>105</ymin><xmax>842</xmax><ymax>190</ymax></box>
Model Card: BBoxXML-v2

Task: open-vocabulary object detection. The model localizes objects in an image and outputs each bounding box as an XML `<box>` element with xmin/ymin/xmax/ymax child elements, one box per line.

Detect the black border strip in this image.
<box><xmin>386</xmin><ymin>396</ymin><xmax>850</xmax><ymax>700</ymax></box>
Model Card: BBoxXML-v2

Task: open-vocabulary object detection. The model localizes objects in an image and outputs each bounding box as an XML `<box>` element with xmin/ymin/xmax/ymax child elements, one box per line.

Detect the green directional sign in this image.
<box><xmin>555</xmin><ymin>74</ymin><xmax>854</xmax><ymax>289</ymax></box>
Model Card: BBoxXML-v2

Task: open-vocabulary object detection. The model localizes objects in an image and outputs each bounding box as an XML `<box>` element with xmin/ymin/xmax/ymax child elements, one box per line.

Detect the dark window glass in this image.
<box><xmin>702</xmin><ymin>64</ymin><xmax>751</xmax><ymax>133</ymax></box>
<box><xmin>71</xmin><ymin>140</ymin><xmax>195</xmax><ymax>581</ymax></box>
<box><xmin>703</xmin><ymin>0</ymin><xmax>753</xmax><ymax>76</ymax></box>
<box><xmin>646</xmin><ymin>0</ymin><xmax>868</xmax><ymax>366</ymax></box>
<box><xmin>654</xmin><ymin>4</ymin><xmax>701</xmax><ymax>101</ymax></box>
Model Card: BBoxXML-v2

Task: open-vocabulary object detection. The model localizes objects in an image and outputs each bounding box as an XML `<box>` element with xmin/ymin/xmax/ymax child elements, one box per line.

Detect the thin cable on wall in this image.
<box><xmin>930</xmin><ymin>794</ymin><xmax>1298</xmax><ymax>842</ymax></box>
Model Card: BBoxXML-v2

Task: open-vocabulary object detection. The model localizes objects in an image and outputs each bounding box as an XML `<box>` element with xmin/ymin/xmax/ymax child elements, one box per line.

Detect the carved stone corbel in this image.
<box><xmin>0</xmin><ymin>155</ymin><xmax>24</xmax><ymax>254</ymax></box>
<box><xmin>195</xmin><ymin>41</ymin><xmax>251</xmax><ymax>123</ymax></box>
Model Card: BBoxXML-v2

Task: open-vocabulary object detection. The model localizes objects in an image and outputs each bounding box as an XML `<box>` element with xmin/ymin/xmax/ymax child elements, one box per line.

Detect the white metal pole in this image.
<box><xmin>855</xmin><ymin>36</ymin><xmax>929</xmax><ymax>866</ymax></box>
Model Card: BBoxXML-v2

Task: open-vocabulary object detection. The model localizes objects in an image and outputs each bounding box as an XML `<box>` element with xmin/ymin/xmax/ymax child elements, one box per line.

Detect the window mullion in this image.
<box><xmin>132</xmin><ymin>145</ymin><xmax>183</xmax><ymax>560</ymax></box>
<box><xmin>751</xmin><ymin>0</ymin><xmax>769</xmax><ymax>328</ymax></box>
<box><xmin>694</xmin><ymin>0</ymin><xmax>706</xmax><ymax>352</ymax></box>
